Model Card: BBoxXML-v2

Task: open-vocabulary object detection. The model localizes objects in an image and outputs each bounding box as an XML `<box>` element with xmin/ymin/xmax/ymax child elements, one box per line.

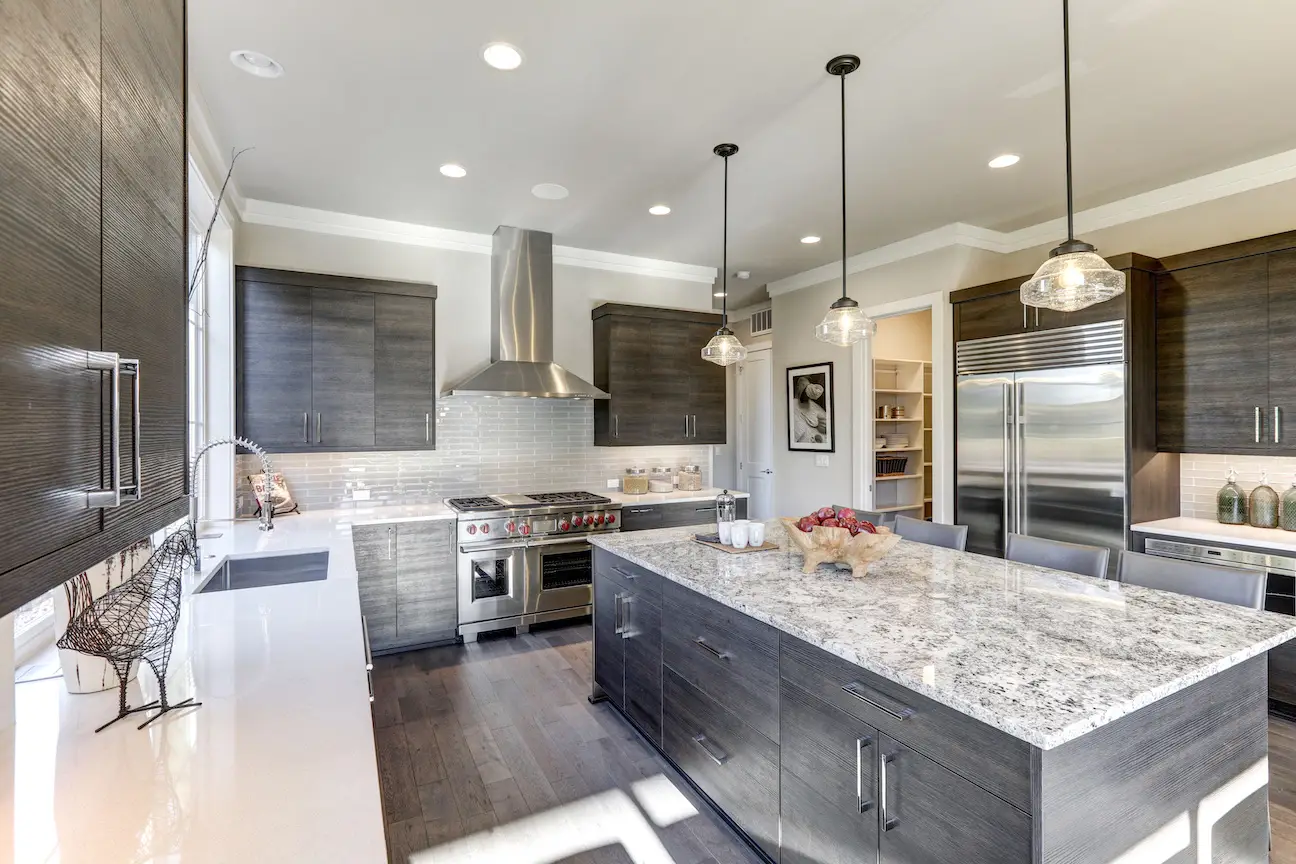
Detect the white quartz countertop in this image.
<box><xmin>1132</xmin><ymin>516</ymin><xmax>1296</xmax><ymax>555</ymax></box>
<box><xmin>603</xmin><ymin>488</ymin><xmax>748</xmax><ymax>506</ymax></box>
<box><xmin>330</xmin><ymin>500</ymin><xmax>459</xmax><ymax>524</ymax></box>
<box><xmin>590</xmin><ymin>521</ymin><xmax>1296</xmax><ymax>750</ymax></box>
<box><xmin>2</xmin><ymin>510</ymin><xmax>390</xmax><ymax>863</ymax></box>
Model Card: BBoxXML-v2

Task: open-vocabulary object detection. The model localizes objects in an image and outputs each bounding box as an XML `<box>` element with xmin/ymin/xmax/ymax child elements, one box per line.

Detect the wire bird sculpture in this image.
<box><xmin>57</xmin><ymin>526</ymin><xmax>201</xmax><ymax>732</ymax></box>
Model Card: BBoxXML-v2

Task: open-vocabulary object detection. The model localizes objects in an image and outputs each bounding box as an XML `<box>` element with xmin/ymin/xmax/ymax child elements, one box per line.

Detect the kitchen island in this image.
<box><xmin>589</xmin><ymin>522</ymin><xmax>1296</xmax><ymax>864</ymax></box>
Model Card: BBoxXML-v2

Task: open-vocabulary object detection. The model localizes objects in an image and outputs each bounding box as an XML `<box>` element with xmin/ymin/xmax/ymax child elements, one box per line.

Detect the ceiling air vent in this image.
<box><xmin>750</xmin><ymin>307</ymin><xmax>773</xmax><ymax>336</ymax></box>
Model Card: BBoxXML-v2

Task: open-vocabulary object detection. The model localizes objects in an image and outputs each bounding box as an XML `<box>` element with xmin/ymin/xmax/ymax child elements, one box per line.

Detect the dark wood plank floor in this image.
<box><xmin>371</xmin><ymin>620</ymin><xmax>762</xmax><ymax>864</ymax></box>
<box><xmin>374</xmin><ymin>620</ymin><xmax>1296</xmax><ymax>864</ymax></box>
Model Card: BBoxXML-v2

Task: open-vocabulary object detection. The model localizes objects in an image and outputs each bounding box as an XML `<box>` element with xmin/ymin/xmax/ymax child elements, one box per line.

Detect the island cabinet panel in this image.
<box><xmin>354</xmin><ymin>524</ymin><xmax>399</xmax><ymax>652</ymax></box>
<box><xmin>780</xmin><ymin>634</ymin><xmax>1031</xmax><ymax>812</ymax></box>
<box><xmin>877</xmin><ymin>733</ymin><xmax>1031</xmax><ymax>864</ymax></box>
<box><xmin>663</xmin><ymin>580</ymin><xmax>779</xmax><ymax>743</ymax></box>
<box><xmin>593</xmin><ymin>571</ymin><xmax>626</xmax><ymax>708</ymax></box>
<box><xmin>663</xmin><ymin>668</ymin><xmax>780</xmax><ymax>861</ymax></box>
<box><xmin>622</xmin><ymin>590</ymin><xmax>662</xmax><ymax>746</ymax></box>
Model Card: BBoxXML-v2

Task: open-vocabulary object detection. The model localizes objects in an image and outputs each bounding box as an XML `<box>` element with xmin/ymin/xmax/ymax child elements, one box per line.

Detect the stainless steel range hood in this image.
<box><xmin>441</xmin><ymin>226</ymin><xmax>610</xmax><ymax>399</ymax></box>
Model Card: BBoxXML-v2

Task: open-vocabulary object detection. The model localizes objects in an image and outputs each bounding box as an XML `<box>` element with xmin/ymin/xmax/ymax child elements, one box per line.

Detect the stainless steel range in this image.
<box><xmin>448</xmin><ymin>491</ymin><xmax>621</xmax><ymax>641</ymax></box>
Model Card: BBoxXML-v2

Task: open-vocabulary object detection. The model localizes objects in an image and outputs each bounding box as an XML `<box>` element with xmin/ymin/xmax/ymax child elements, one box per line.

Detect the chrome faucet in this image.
<box><xmin>189</xmin><ymin>436</ymin><xmax>275</xmax><ymax>568</ymax></box>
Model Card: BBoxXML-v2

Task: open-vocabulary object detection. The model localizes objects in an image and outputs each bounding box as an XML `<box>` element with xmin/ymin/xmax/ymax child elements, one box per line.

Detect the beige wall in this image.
<box><xmin>872</xmin><ymin>308</ymin><xmax>932</xmax><ymax>363</ymax></box>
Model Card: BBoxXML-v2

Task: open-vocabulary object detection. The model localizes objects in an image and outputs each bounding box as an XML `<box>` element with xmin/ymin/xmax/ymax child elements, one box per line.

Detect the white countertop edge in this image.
<box><xmin>589</xmin><ymin>535</ymin><xmax>1296</xmax><ymax>750</ymax></box>
<box><xmin>1131</xmin><ymin>517</ymin><xmax>1296</xmax><ymax>555</ymax></box>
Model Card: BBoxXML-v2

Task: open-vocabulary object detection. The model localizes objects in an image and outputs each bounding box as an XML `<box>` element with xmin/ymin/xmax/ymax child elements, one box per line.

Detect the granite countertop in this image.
<box><xmin>1132</xmin><ymin>516</ymin><xmax>1296</xmax><ymax>555</ymax></box>
<box><xmin>603</xmin><ymin>488</ymin><xmax>749</xmax><ymax>506</ymax></box>
<box><xmin>589</xmin><ymin>521</ymin><xmax>1296</xmax><ymax>750</ymax></box>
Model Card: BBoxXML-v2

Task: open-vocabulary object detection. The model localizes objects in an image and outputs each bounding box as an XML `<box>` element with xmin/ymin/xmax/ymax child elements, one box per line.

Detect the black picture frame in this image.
<box><xmin>787</xmin><ymin>362</ymin><xmax>835</xmax><ymax>452</ymax></box>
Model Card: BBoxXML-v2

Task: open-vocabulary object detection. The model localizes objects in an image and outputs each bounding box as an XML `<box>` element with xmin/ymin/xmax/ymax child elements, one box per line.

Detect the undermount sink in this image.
<box><xmin>196</xmin><ymin>551</ymin><xmax>329</xmax><ymax>594</ymax></box>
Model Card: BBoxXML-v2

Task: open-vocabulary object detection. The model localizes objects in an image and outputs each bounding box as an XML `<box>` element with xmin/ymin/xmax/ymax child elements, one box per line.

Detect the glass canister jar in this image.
<box><xmin>622</xmin><ymin>467</ymin><xmax>649</xmax><ymax>496</ymax></box>
<box><xmin>649</xmin><ymin>466</ymin><xmax>674</xmax><ymax>493</ymax></box>
<box><xmin>1282</xmin><ymin>479</ymin><xmax>1296</xmax><ymax>532</ymax></box>
<box><xmin>1217</xmin><ymin>469</ymin><xmax>1247</xmax><ymax>525</ymax></box>
<box><xmin>1249</xmin><ymin>472</ymin><xmax>1280</xmax><ymax>529</ymax></box>
<box><xmin>678</xmin><ymin>464</ymin><xmax>703</xmax><ymax>492</ymax></box>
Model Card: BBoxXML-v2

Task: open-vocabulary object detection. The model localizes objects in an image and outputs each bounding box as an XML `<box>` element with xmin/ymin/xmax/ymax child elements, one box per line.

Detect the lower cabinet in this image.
<box><xmin>354</xmin><ymin>520</ymin><xmax>457</xmax><ymax>654</ymax></box>
<box><xmin>593</xmin><ymin>568</ymin><xmax>662</xmax><ymax>746</ymax></box>
<box><xmin>619</xmin><ymin>498</ymin><xmax>748</xmax><ymax>532</ymax></box>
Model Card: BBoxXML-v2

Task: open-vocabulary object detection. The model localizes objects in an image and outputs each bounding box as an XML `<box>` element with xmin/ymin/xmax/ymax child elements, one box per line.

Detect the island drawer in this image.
<box><xmin>780</xmin><ymin>634</ymin><xmax>1031</xmax><ymax>812</ymax></box>
<box><xmin>594</xmin><ymin>549</ymin><xmax>662</xmax><ymax>597</ymax></box>
<box><xmin>662</xmin><ymin>668</ymin><xmax>779</xmax><ymax>860</ymax></box>
<box><xmin>663</xmin><ymin>581</ymin><xmax>779</xmax><ymax>743</ymax></box>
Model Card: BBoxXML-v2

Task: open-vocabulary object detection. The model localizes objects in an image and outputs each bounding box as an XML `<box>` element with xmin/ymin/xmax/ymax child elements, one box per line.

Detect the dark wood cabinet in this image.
<box><xmin>236</xmin><ymin>268</ymin><xmax>436</xmax><ymax>453</ymax></box>
<box><xmin>1267</xmin><ymin>250</ymin><xmax>1296</xmax><ymax>450</ymax></box>
<box><xmin>355</xmin><ymin>519</ymin><xmax>456</xmax><ymax>654</ymax></box>
<box><xmin>952</xmin><ymin>280</ymin><xmax>1125</xmax><ymax>344</ymax></box>
<box><xmin>594</xmin><ymin>557</ymin><xmax>664</xmax><ymax>746</ymax></box>
<box><xmin>619</xmin><ymin>498</ymin><xmax>747</xmax><ymax>532</ymax></box>
<box><xmin>593</xmin><ymin>570</ymin><xmax>627</xmax><ymax>710</ymax></box>
<box><xmin>0</xmin><ymin>0</ymin><xmax>187</xmax><ymax>616</ymax></box>
<box><xmin>592</xmin><ymin>304</ymin><xmax>727</xmax><ymax>446</ymax></box>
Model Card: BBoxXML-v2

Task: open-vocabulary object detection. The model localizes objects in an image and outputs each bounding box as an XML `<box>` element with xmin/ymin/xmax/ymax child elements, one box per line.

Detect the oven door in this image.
<box><xmin>525</xmin><ymin>537</ymin><xmax>595</xmax><ymax>615</ymax></box>
<box><xmin>458</xmin><ymin>541</ymin><xmax>527</xmax><ymax>625</ymax></box>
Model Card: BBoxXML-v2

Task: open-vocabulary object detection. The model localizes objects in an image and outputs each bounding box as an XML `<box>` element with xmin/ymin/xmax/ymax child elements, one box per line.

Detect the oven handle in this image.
<box><xmin>459</xmin><ymin>539</ymin><xmax>529</xmax><ymax>554</ymax></box>
<box><xmin>525</xmin><ymin>535</ymin><xmax>608</xmax><ymax>549</ymax></box>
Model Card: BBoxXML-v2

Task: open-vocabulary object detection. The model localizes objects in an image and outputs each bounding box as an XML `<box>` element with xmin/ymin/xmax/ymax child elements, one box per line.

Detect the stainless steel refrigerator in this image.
<box><xmin>955</xmin><ymin>321</ymin><xmax>1126</xmax><ymax>575</ymax></box>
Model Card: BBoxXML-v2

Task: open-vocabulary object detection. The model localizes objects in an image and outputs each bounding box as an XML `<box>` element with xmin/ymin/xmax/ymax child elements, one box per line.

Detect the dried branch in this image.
<box><xmin>189</xmin><ymin>146</ymin><xmax>252</xmax><ymax>302</ymax></box>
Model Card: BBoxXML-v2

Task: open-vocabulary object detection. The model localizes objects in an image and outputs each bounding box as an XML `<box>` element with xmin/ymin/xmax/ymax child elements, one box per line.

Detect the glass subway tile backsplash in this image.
<box><xmin>1180</xmin><ymin>453</ymin><xmax>1296</xmax><ymax>520</ymax></box>
<box><xmin>234</xmin><ymin>397</ymin><xmax>711</xmax><ymax>515</ymax></box>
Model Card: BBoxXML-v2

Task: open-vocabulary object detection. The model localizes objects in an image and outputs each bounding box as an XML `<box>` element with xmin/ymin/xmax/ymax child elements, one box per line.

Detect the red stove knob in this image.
<box><xmin>520</xmin><ymin>524</ymin><xmax>531</xmax><ymax>536</ymax></box>
<box><xmin>559</xmin><ymin>520</ymin><xmax>571</xmax><ymax>532</ymax></box>
<box><xmin>466</xmin><ymin>524</ymin><xmax>477</xmax><ymax>535</ymax></box>
<box><xmin>594</xmin><ymin>513</ymin><xmax>606</xmax><ymax>525</ymax></box>
<box><xmin>506</xmin><ymin>521</ymin><xmax>516</xmax><ymax>533</ymax></box>
<box><xmin>606</xmin><ymin>513</ymin><xmax>616</xmax><ymax>525</ymax></box>
<box><xmin>480</xmin><ymin>523</ymin><xmax>490</xmax><ymax>534</ymax></box>
<box><xmin>584</xmin><ymin>515</ymin><xmax>595</xmax><ymax>526</ymax></box>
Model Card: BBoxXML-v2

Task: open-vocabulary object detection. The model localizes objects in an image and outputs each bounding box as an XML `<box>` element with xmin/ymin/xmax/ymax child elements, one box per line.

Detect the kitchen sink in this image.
<box><xmin>196</xmin><ymin>551</ymin><xmax>329</xmax><ymax>594</ymax></box>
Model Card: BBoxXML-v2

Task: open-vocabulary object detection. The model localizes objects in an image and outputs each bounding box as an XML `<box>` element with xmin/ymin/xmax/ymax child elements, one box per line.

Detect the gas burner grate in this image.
<box><xmin>526</xmin><ymin>491</ymin><xmax>611</xmax><ymax>506</ymax></box>
<box><xmin>447</xmin><ymin>496</ymin><xmax>501</xmax><ymax>511</ymax></box>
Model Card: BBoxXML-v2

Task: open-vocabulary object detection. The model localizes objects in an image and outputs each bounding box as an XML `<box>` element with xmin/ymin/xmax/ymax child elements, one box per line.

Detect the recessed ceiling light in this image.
<box><xmin>439</xmin><ymin>163</ymin><xmax>467</xmax><ymax>179</ymax></box>
<box><xmin>988</xmin><ymin>153</ymin><xmax>1021</xmax><ymax>169</ymax></box>
<box><xmin>483</xmin><ymin>43</ymin><xmax>523</xmax><ymax>71</ymax></box>
<box><xmin>801</xmin><ymin>235</ymin><xmax>821</xmax><ymax>244</ymax></box>
<box><xmin>229</xmin><ymin>50</ymin><xmax>284</xmax><ymax>78</ymax></box>
<box><xmin>649</xmin><ymin>205</ymin><xmax>671</xmax><ymax>216</ymax></box>
<box><xmin>713</xmin><ymin>292</ymin><xmax>727</xmax><ymax>298</ymax></box>
<box><xmin>531</xmin><ymin>183</ymin><xmax>569</xmax><ymax>200</ymax></box>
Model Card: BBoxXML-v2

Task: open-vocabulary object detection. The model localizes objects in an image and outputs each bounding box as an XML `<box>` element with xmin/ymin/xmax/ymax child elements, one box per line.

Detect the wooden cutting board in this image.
<box><xmin>692</xmin><ymin>537</ymin><xmax>780</xmax><ymax>554</ymax></box>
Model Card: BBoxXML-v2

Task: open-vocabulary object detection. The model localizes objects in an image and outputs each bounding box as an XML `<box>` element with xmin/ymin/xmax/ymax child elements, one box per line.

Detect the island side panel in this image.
<box><xmin>1033</xmin><ymin>653</ymin><xmax>1269</xmax><ymax>864</ymax></box>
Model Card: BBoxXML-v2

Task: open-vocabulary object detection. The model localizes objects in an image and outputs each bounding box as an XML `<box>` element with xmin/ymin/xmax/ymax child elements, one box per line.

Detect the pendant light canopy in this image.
<box><xmin>1021</xmin><ymin>0</ymin><xmax>1125</xmax><ymax>312</ymax></box>
<box><xmin>815</xmin><ymin>54</ymin><xmax>875</xmax><ymax>348</ymax></box>
<box><xmin>702</xmin><ymin>143</ymin><xmax>747</xmax><ymax>367</ymax></box>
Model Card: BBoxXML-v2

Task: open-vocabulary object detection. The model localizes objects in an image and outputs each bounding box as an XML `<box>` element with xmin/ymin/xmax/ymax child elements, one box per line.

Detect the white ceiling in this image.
<box><xmin>191</xmin><ymin>0</ymin><xmax>1296</xmax><ymax>307</ymax></box>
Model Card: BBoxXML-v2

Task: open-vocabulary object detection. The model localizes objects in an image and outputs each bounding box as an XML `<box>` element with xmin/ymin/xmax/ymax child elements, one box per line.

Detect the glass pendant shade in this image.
<box><xmin>1020</xmin><ymin>247</ymin><xmax>1126</xmax><ymax>312</ymax></box>
<box><xmin>701</xmin><ymin>327</ymin><xmax>747</xmax><ymax>366</ymax></box>
<box><xmin>814</xmin><ymin>297</ymin><xmax>876</xmax><ymax>347</ymax></box>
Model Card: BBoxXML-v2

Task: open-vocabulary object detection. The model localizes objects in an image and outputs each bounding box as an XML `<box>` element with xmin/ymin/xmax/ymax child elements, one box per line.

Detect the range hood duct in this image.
<box><xmin>441</xmin><ymin>226</ymin><xmax>609</xmax><ymax>399</ymax></box>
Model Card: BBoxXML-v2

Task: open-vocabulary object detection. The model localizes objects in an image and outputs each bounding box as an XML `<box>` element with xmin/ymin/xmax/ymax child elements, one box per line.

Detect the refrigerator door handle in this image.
<box><xmin>1002</xmin><ymin>383</ymin><xmax>1013</xmax><ymax>539</ymax></box>
<box><xmin>1015</xmin><ymin>381</ymin><xmax>1026</xmax><ymax>537</ymax></box>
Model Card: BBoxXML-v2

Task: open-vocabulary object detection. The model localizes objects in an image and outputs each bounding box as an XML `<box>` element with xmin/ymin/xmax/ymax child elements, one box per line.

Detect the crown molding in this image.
<box><xmin>239</xmin><ymin>198</ymin><xmax>718</xmax><ymax>284</ymax></box>
<box><xmin>187</xmin><ymin>88</ymin><xmax>246</xmax><ymax>217</ymax></box>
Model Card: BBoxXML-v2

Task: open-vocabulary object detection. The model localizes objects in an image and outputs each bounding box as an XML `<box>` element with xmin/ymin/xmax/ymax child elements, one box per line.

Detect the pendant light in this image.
<box><xmin>815</xmin><ymin>54</ymin><xmax>875</xmax><ymax>347</ymax></box>
<box><xmin>1020</xmin><ymin>0</ymin><xmax>1125</xmax><ymax>312</ymax></box>
<box><xmin>701</xmin><ymin>143</ymin><xmax>747</xmax><ymax>367</ymax></box>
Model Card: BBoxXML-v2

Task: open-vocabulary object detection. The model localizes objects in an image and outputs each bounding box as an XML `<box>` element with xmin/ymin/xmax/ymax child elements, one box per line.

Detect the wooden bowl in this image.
<box><xmin>779</xmin><ymin>518</ymin><xmax>902</xmax><ymax>579</ymax></box>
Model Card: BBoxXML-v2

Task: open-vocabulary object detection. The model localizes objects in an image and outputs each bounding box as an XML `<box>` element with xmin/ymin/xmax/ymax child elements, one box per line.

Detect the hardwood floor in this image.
<box><xmin>373</xmin><ymin>620</ymin><xmax>1296</xmax><ymax>864</ymax></box>
<box><xmin>370</xmin><ymin>620</ymin><xmax>762</xmax><ymax>864</ymax></box>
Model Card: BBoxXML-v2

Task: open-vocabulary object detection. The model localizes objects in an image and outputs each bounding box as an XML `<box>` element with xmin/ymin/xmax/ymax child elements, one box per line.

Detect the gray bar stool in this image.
<box><xmin>893</xmin><ymin>515</ymin><xmax>969</xmax><ymax>552</ymax></box>
<box><xmin>1118</xmin><ymin>551</ymin><xmax>1264</xmax><ymax>610</ymax></box>
<box><xmin>1005</xmin><ymin>533</ymin><xmax>1109</xmax><ymax>579</ymax></box>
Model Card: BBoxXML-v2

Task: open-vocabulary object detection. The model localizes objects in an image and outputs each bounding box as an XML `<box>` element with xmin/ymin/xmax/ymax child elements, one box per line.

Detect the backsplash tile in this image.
<box><xmin>1180</xmin><ymin>453</ymin><xmax>1296</xmax><ymax>519</ymax></box>
<box><xmin>235</xmin><ymin>398</ymin><xmax>712</xmax><ymax>514</ymax></box>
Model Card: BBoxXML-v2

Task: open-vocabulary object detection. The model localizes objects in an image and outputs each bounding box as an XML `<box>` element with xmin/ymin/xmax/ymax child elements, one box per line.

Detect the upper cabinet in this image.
<box><xmin>952</xmin><ymin>270</ymin><xmax>1131</xmax><ymax>344</ymax></box>
<box><xmin>591</xmin><ymin>304</ymin><xmax>727</xmax><ymax>446</ymax></box>
<box><xmin>235</xmin><ymin>267</ymin><xmax>437</xmax><ymax>452</ymax></box>
<box><xmin>1156</xmin><ymin>239</ymin><xmax>1296</xmax><ymax>454</ymax></box>
<box><xmin>0</xmin><ymin>0</ymin><xmax>186</xmax><ymax>616</ymax></box>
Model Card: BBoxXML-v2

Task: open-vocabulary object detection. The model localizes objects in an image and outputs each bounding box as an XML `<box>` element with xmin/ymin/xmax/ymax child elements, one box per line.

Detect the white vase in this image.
<box><xmin>54</xmin><ymin>539</ymin><xmax>153</xmax><ymax>694</ymax></box>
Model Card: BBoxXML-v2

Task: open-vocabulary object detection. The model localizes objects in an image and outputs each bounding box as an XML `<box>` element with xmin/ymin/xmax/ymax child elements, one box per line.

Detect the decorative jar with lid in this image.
<box><xmin>1281</xmin><ymin>478</ymin><xmax>1296</xmax><ymax>532</ymax></box>
<box><xmin>1249</xmin><ymin>472</ymin><xmax>1279</xmax><ymax>529</ymax></box>
<box><xmin>649</xmin><ymin>466</ymin><xmax>674</xmax><ymax>493</ymax></box>
<box><xmin>622</xmin><ymin>467</ymin><xmax>649</xmax><ymax>496</ymax></box>
<box><xmin>678</xmin><ymin>465</ymin><xmax>703</xmax><ymax>492</ymax></box>
<box><xmin>1216</xmin><ymin>469</ymin><xmax>1247</xmax><ymax>525</ymax></box>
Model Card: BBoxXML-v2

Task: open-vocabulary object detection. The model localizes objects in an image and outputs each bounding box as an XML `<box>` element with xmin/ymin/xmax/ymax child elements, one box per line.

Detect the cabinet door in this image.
<box><xmin>238</xmin><ymin>281</ymin><xmax>313</xmax><ymax>448</ymax></box>
<box><xmin>375</xmin><ymin>293</ymin><xmax>435</xmax><ymax>449</ymax></box>
<box><xmin>311</xmin><ymin>288</ymin><xmax>375</xmax><ymax>448</ymax></box>
<box><xmin>781</xmin><ymin>681</ymin><xmax>880</xmax><ymax>864</ymax></box>
<box><xmin>593</xmin><ymin>572</ymin><xmax>625</xmax><ymax>707</ymax></box>
<box><xmin>604</xmin><ymin>317</ymin><xmax>656</xmax><ymax>445</ymax></box>
<box><xmin>354</xmin><ymin>524</ymin><xmax>398</xmax><ymax>652</ymax></box>
<box><xmin>395</xmin><ymin>520</ymin><xmax>456</xmax><ymax>646</ymax></box>
<box><xmin>651</xmin><ymin>319</ymin><xmax>696</xmax><ymax>444</ymax></box>
<box><xmin>954</xmin><ymin>292</ymin><xmax>1027</xmax><ymax>343</ymax></box>
<box><xmin>1156</xmin><ymin>257</ymin><xmax>1270</xmax><ymax>453</ymax></box>
<box><xmin>1268</xmin><ymin>250</ymin><xmax>1296</xmax><ymax>452</ymax></box>
<box><xmin>877</xmin><ymin>734</ymin><xmax>1031</xmax><ymax>864</ymax></box>
<box><xmin>0</xmin><ymin>0</ymin><xmax>105</xmax><ymax>583</ymax></box>
<box><xmin>101</xmin><ymin>0</ymin><xmax>186</xmax><ymax>527</ymax></box>
<box><xmin>689</xmin><ymin>322</ymin><xmax>728</xmax><ymax>443</ymax></box>
<box><xmin>1033</xmin><ymin>293</ymin><xmax>1124</xmax><ymax>333</ymax></box>
<box><xmin>622</xmin><ymin>590</ymin><xmax>662</xmax><ymax>746</ymax></box>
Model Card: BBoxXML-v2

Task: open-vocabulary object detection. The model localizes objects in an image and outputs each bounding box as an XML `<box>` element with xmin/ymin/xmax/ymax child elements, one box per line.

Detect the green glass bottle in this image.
<box><xmin>1217</xmin><ymin>469</ymin><xmax>1247</xmax><ymax>525</ymax></box>
<box><xmin>1249</xmin><ymin>471</ymin><xmax>1279</xmax><ymax>529</ymax></box>
<box><xmin>1281</xmin><ymin>479</ymin><xmax>1296</xmax><ymax>532</ymax></box>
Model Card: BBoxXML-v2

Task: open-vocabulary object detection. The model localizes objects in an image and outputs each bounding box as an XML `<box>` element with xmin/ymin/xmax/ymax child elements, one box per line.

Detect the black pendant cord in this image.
<box><xmin>1062</xmin><ymin>0</ymin><xmax>1075</xmax><ymax>243</ymax></box>
<box><xmin>722</xmin><ymin>151</ymin><xmax>729</xmax><ymax>328</ymax></box>
<box><xmin>840</xmin><ymin>67</ymin><xmax>848</xmax><ymax>301</ymax></box>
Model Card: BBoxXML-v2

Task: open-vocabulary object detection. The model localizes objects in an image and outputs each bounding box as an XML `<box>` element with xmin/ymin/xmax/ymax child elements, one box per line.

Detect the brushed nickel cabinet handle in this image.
<box><xmin>426</xmin><ymin>413</ymin><xmax>430</xmax><ymax>442</ymax></box>
<box><xmin>303</xmin><ymin>411</ymin><xmax>309</xmax><ymax>443</ymax></box>
<box><xmin>1276</xmin><ymin>407</ymin><xmax>1282</xmax><ymax>444</ymax></box>
<box><xmin>856</xmin><ymin>736</ymin><xmax>874</xmax><ymax>813</ymax></box>
<box><xmin>360</xmin><ymin>615</ymin><xmax>373</xmax><ymax>671</ymax></box>
<box><xmin>692</xmin><ymin>733</ymin><xmax>728</xmax><ymax>766</ymax></box>
<box><xmin>86</xmin><ymin>351</ymin><xmax>122</xmax><ymax>509</ymax></box>
<box><xmin>120</xmin><ymin>358</ymin><xmax>141</xmax><ymax>501</ymax></box>
<box><xmin>1022</xmin><ymin>303</ymin><xmax>1027</xmax><ymax>330</ymax></box>
<box><xmin>694</xmin><ymin>637</ymin><xmax>730</xmax><ymax>661</ymax></box>
<box><xmin>1035</xmin><ymin>307</ymin><xmax>1040</xmax><ymax>327</ymax></box>
<box><xmin>620</xmin><ymin>594</ymin><xmax>632</xmax><ymax>639</ymax></box>
<box><xmin>1256</xmin><ymin>407</ymin><xmax>1262</xmax><ymax>444</ymax></box>
<box><xmin>613</xmin><ymin>593</ymin><xmax>623</xmax><ymax>634</ymax></box>
<box><xmin>881</xmin><ymin>752</ymin><xmax>898</xmax><ymax>831</ymax></box>
<box><xmin>842</xmin><ymin>682</ymin><xmax>914</xmax><ymax>721</ymax></box>
<box><xmin>612</xmin><ymin>566</ymin><xmax>638</xmax><ymax>580</ymax></box>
